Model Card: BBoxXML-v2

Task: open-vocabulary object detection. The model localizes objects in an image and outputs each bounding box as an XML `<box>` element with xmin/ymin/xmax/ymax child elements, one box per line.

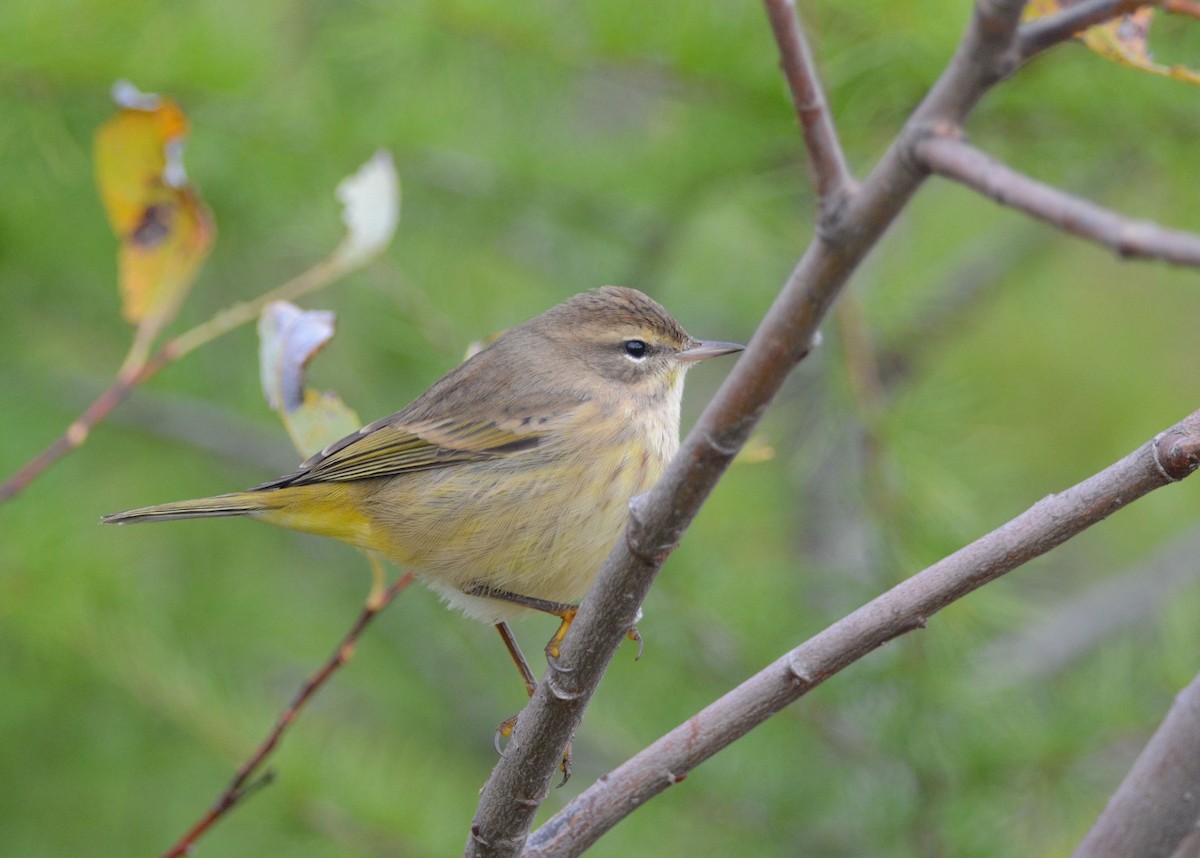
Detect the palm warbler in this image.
<box><xmin>104</xmin><ymin>286</ymin><xmax>740</xmax><ymax>663</ymax></box>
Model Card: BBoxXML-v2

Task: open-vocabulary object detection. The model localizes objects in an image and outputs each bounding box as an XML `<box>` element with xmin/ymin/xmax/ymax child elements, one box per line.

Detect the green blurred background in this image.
<box><xmin>3</xmin><ymin>2</ymin><xmax>1200</xmax><ymax>855</ymax></box>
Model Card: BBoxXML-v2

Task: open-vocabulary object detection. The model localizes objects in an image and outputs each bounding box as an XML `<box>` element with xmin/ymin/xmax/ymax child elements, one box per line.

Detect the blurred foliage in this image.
<box><xmin>3</xmin><ymin>1</ymin><xmax>1200</xmax><ymax>856</ymax></box>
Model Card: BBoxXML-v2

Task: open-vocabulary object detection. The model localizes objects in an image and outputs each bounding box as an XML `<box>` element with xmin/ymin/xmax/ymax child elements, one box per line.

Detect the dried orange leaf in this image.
<box><xmin>1082</xmin><ymin>9</ymin><xmax>1200</xmax><ymax>84</ymax></box>
<box><xmin>1023</xmin><ymin>3</ymin><xmax>1200</xmax><ymax>85</ymax></box>
<box><xmin>258</xmin><ymin>301</ymin><xmax>360</xmax><ymax>458</ymax></box>
<box><xmin>94</xmin><ymin>81</ymin><xmax>214</xmax><ymax>331</ymax></box>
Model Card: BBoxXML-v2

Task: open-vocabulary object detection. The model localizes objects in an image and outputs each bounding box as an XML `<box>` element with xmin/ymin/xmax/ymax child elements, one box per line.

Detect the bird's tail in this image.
<box><xmin>101</xmin><ymin>492</ymin><xmax>271</xmax><ymax>525</ymax></box>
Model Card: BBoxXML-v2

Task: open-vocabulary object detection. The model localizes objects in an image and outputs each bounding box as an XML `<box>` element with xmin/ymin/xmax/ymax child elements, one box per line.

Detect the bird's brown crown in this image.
<box><xmin>538</xmin><ymin>286</ymin><xmax>692</xmax><ymax>349</ymax></box>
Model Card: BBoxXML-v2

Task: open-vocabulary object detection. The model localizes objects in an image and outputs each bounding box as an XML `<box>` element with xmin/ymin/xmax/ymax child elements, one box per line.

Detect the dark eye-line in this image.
<box><xmin>623</xmin><ymin>339</ymin><xmax>648</xmax><ymax>359</ymax></box>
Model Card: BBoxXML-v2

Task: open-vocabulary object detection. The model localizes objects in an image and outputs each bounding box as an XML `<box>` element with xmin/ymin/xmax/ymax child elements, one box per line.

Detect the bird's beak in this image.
<box><xmin>677</xmin><ymin>339</ymin><xmax>745</xmax><ymax>363</ymax></box>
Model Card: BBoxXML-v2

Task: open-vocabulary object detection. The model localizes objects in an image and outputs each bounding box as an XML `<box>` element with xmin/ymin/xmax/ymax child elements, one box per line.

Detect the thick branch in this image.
<box><xmin>763</xmin><ymin>0</ymin><xmax>854</xmax><ymax>209</ymax></box>
<box><xmin>919</xmin><ymin>135</ymin><xmax>1200</xmax><ymax>267</ymax></box>
<box><xmin>1072</xmin><ymin>670</ymin><xmax>1200</xmax><ymax>858</ymax></box>
<box><xmin>464</xmin><ymin>2</ymin><xmax>1032</xmax><ymax>855</ymax></box>
<box><xmin>523</xmin><ymin>409</ymin><xmax>1200</xmax><ymax>856</ymax></box>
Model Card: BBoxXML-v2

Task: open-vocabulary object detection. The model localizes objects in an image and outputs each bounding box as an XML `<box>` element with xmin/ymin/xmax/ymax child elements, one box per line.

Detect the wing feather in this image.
<box><xmin>253</xmin><ymin>416</ymin><xmax>549</xmax><ymax>490</ymax></box>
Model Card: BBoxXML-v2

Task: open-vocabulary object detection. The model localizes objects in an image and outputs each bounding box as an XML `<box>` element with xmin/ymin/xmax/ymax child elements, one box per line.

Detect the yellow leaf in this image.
<box><xmin>1082</xmin><ymin>9</ymin><xmax>1200</xmax><ymax>84</ymax></box>
<box><xmin>1023</xmin><ymin>3</ymin><xmax>1200</xmax><ymax>85</ymax></box>
<box><xmin>258</xmin><ymin>301</ymin><xmax>361</xmax><ymax>458</ymax></box>
<box><xmin>94</xmin><ymin>81</ymin><xmax>214</xmax><ymax>332</ymax></box>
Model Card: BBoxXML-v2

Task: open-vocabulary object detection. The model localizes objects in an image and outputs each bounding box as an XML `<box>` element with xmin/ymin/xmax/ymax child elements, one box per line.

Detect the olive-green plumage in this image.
<box><xmin>103</xmin><ymin>286</ymin><xmax>742</xmax><ymax>623</ymax></box>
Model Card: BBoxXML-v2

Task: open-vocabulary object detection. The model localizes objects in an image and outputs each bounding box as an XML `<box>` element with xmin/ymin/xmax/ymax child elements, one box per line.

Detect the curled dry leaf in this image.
<box><xmin>94</xmin><ymin>81</ymin><xmax>214</xmax><ymax>341</ymax></box>
<box><xmin>1023</xmin><ymin>1</ymin><xmax>1200</xmax><ymax>84</ymax></box>
<box><xmin>333</xmin><ymin>149</ymin><xmax>401</xmax><ymax>268</ymax></box>
<box><xmin>258</xmin><ymin>301</ymin><xmax>361</xmax><ymax>458</ymax></box>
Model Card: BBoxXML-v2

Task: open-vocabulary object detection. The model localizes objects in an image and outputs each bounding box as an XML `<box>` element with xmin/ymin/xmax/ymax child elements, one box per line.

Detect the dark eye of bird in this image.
<box><xmin>623</xmin><ymin>339</ymin><xmax>648</xmax><ymax>359</ymax></box>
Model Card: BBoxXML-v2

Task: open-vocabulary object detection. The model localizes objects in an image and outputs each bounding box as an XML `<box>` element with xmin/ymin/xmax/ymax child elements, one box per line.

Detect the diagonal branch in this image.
<box><xmin>524</xmin><ymin>408</ymin><xmax>1200</xmax><ymax>858</ymax></box>
<box><xmin>763</xmin><ymin>0</ymin><xmax>855</xmax><ymax>210</ymax></box>
<box><xmin>918</xmin><ymin>135</ymin><xmax>1200</xmax><ymax>266</ymax></box>
<box><xmin>464</xmin><ymin>1</ymin><xmax>1033</xmax><ymax>855</ymax></box>
<box><xmin>0</xmin><ymin>251</ymin><xmax>353</xmax><ymax>505</ymax></box>
<box><xmin>1071</xmin><ymin>668</ymin><xmax>1200</xmax><ymax>858</ymax></box>
<box><xmin>160</xmin><ymin>572</ymin><xmax>414</xmax><ymax>858</ymax></box>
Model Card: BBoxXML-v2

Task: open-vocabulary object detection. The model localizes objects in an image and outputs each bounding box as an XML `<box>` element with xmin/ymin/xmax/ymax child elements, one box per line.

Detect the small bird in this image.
<box><xmin>104</xmin><ymin>286</ymin><xmax>741</xmax><ymax>739</ymax></box>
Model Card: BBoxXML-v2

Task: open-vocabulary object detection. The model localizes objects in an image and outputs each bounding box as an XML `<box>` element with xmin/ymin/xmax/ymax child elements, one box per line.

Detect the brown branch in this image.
<box><xmin>1072</xmin><ymin>669</ymin><xmax>1200</xmax><ymax>858</ymax></box>
<box><xmin>160</xmin><ymin>573</ymin><xmax>413</xmax><ymax>858</ymax></box>
<box><xmin>464</xmin><ymin>2</ymin><xmax>1034</xmax><ymax>855</ymax></box>
<box><xmin>763</xmin><ymin>0</ymin><xmax>854</xmax><ymax>209</ymax></box>
<box><xmin>1</xmin><ymin>251</ymin><xmax>352</xmax><ymax>506</ymax></box>
<box><xmin>1164</xmin><ymin>0</ymin><xmax>1200</xmax><ymax>19</ymax></box>
<box><xmin>0</xmin><ymin>346</ymin><xmax>176</xmax><ymax>503</ymax></box>
<box><xmin>1016</xmin><ymin>0</ymin><xmax>1155</xmax><ymax>61</ymax></box>
<box><xmin>918</xmin><ymin>135</ymin><xmax>1200</xmax><ymax>267</ymax></box>
<box><xmin>524</xmin><ymin>408</ymin><xmax>1200</xmax><ymax>857</ymax></box>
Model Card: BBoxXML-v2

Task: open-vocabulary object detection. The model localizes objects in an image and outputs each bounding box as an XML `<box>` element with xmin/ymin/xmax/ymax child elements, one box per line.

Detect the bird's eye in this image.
<box><xmin>623</xmin><ymin>339</ymin><xmax>648</xmax><ymax>359</ymax></box>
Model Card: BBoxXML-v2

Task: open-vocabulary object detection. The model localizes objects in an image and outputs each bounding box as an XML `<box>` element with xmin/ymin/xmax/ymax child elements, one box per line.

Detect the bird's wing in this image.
<box><xmin>254</xmin><ymin>414</ymin><xmax>551</xmax><ymax>489</ymax></box>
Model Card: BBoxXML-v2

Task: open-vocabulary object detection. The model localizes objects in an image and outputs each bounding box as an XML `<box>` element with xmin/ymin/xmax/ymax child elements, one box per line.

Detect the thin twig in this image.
<box><xmin>762</xmin><ymin>0</ymin><xmax>854</xmax><ymax>209</ymax></box>
<box><xmin>160</xmin><ymin>573</ymin><xmax>413</xmax><ymax>858</ymax></box>
<box><xmin>524</xmin><ymin>409</ymin><xmax>1200</xmax><ymax>857</ymax></box>
<box><xmin>0</xmin><ymin>252</ymin><xmax>352</xmax><ymax>506</ymax></box>
<box><xmin>0</xmin><ymin>348</ymin><xmax>175</xmax><ymax>504</ymax></box>
<box><xmin>464</xmin><ymin>2</ymin><xmax>1033</xmax><ymax>855</ymax></box>
<box><xmin>1017</xmin><ymin>0</ymin><xmax>1154</xmax><ymax>61</ymax></box>
<box><xmin>1072</xmin><ymin>669</ymin><xmax>1200</xmax><ymax>858</ymax></box>
<box><xmin>918</xmin><ymin>135</ymin><xmax>1200</xmax><ymax>267</ymax></box>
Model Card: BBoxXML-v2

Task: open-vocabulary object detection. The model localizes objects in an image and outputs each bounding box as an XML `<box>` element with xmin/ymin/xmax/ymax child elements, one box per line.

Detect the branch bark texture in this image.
<box><xmin>466</xmin><ymin>1</ymin><xmax>1039</xmax><ymax>854</ymax></box>
<box><xmin>919</xmin><ymin>135</ymin><xmax>1200</xmax><ymax>267</ymax></box>
<box><xmin>1072</xmin><ymin>670</ymin><xmax>1200</xmax><ymax>858</ymax></box>
<box><xmin>465</xmin><ymin>0</ymin><xmax>1196</xmax><ymax>854</ymax></box>
<box><xmin>523</xmin><ymin>409</ymin><xmax>1200</xmax><ymax>856</ymax></box>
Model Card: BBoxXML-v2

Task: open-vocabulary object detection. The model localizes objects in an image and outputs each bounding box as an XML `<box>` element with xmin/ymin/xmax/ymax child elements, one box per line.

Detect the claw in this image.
<box><xmin>626</xmin><ymin>625</ymin><xmax>644</xmax><ymax>661</ymax></box>
<box><xmin>556</xmin><ymin>743</ymin><xmax>573</xmax><ymax>787</ymax></box>
<box><xmin>494</xmin><ymin>714</ymin><xmax>517</xmax><ymax>756</ymax></box>
<box><xmin>544</xmin><ymin>607</ymin><xmax>578</xmax><ymax>661</ymax></box>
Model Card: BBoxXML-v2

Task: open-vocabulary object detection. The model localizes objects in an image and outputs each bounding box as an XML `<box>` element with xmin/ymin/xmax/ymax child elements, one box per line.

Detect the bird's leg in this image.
<box><xmin>495</xmin><ymin>620</ymin><xmax>537</xmax><ymax>697</ymax></box>
<box><xmin>465</xmin><ymin>585</ymin><xmax>578</xmax><ymax>660</ymax></box>
<box><xmin>491</xmin><ymin>620</ymin><xmax>572</xmax><ymax>785</ymax></box>
<box><xmin>468</xmin><ymin>584</ymin><xmax>644</xmax><ymax>661</ymax></box>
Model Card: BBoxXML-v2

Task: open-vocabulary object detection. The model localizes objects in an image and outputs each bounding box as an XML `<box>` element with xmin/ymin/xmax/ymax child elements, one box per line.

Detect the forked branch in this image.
<box><xmin>763</xmin><ymin>0</ymin><xmax>855</xmax><ymax>209</ymax></box>
<box><xmin>466</xmin><ymin>0</ymin><xmax>1200</xmax><ymax>854</ymax></box>
<box><xmin>524</xmin><ymin>409</ymin><xmax>1200</xmax><ymax>857</ymax></box>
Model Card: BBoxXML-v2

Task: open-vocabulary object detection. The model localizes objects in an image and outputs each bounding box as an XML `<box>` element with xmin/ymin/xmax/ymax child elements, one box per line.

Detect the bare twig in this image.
<box><xmin>0</xmin><ymin>348</ymin><xmax>175</xmax><ymax>504</ymax></box>
<box><xmin>160</xmin><ymin>573</ymin><xmax>413</xmax><ymax>858</ymax></box>
<box><xmin>919</xmin><ymin>135</ymin><xmax>1200</xmax><ymax>266</ymax></box>
<box><xmin>763</xmin><ymin>0</ymin><xmax>854</xmax><ymax>209</ymax></box>
<box><xmin>1072</xmin><ymin>669</ymin><xmax>1200</xmax><ymax>858</ymax></box>
<box><xmin>524</xmin><ymin>408</ymin><xmax>1200</xmax><ymax>857</ymax></box>
<box><xmin>464</xmin><ymin>2</ymin><xmax>1034</xmax><ymax>854</ymax></box>
<box><xmin>1017</xmin><ymin>0</ymin><xmax>1154</xmax><ymax>61</ymax></box>
<box><xmin>1</xmin><ymin>253</ymin><xmax>351</xmax><ymax>505</ymax></box>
